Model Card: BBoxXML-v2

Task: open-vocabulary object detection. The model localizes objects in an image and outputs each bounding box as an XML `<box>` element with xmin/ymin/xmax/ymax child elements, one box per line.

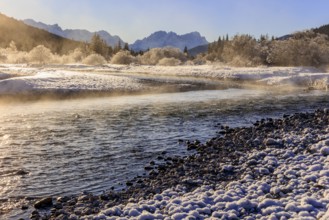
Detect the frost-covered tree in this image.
<box><xmin>110</xmin><ymin>50</ymin><xmax>136</xmax><ymax>65</ymax></box>
<box><xmin>82</xmin><ymin>54</ymin><xmax>107</xmax><ymax>65</ymax></box>
<box><xmin>113</xmin><ymin>41</ymin><xmax>122</xmax><ymax>54</ymax></box>
<box><xmin>139</xmin><ymin>47</ymin><xmax>187</xmax><ymax>65</ymax></box>
<box><xmin>90</xmin><ymin>34</ymin><xmax>110</xmax><ymax>58</ymax></box>
<box><xmin>267</xmin><ymin>31</ymin><xmax>329</xmax><ymax>66</ymax></box>
<box><xmin>204</xmin><ymin>30</ymin><xmax>329</xmax><ymax>67</ymax></box>
<box><xmin>218</xmin><ymin>34</ymin><xmax>262</xmax><ymax>66</ymax></box>
<box><xmin>157</xmin><ymin>57</ymin><xmax>181</xmax><ymax>66</ymax></box>
<box><xmin>123</xmin><ymin>43</ymin><xmax>129</xmax><ymax>51</ymax></box>
<box><xmin>9</xmin><ymin>41</ymin><xmax>17</xmax><ymax>52</ymax></box>
<box><xmin>28</xmin><ymin>45</ymin><xmax>53</xmax><ymax>64</ymax></box>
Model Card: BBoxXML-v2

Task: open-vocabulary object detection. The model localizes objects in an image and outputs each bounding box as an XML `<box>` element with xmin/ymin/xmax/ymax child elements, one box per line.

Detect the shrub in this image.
<box><xmin>6</xmin><ymin>51</ymin><xmax>28</xmax><ymax>63</ymax></box>
<box><xmin>157</xmin><ymin>57</ymin><xmax>181</xmax><ymax>66</ymax></box>
<box><xmin>140</xmin><ymin>47</ymin><xmax>187</xmax><ymax>65</ymax></box>
<box><xmin>110</xmin><ymin>50</ymin><xmax>136</xmax><ymax>64</ymax></box>
<box><xmin>82</xmin><ymin>54</ymin><xmax>107</xmax><ymax>65</ymax></box>
<box><xmin>28</xmin><ymin>45</ymin><xmax>53</xmax><ymax>64</ymax></box>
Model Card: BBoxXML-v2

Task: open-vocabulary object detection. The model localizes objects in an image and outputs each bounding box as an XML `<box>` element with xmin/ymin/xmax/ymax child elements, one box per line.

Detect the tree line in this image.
<box><xmin>205</xmin><ymin>30</ymin><xmax>329</xmax><ymax>67</ymax></box>
<box><xmin>1</xmin><ymin>28</ymin><xmax>329</xmax><ymax>67</ymax></box>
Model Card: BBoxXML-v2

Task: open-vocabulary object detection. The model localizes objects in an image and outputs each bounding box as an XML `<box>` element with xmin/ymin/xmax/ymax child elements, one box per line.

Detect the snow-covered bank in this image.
<box><xmin>0</xmin><ymin>64</ymin><xmax>328</xmax><ymax>97</ymax></box>
<box><xmin>0</xmin><ymin>71</ymin><xmax>143</xmax><ymax>94</ymax></box>
<box><xmin>100</xmin><ymin>64</ymin><xmax>329</xmax><ymax>88</ymax></box>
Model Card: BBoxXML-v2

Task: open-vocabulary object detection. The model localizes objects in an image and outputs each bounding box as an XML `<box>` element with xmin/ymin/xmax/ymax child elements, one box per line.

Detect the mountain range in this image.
<box><xmin>0</xmin><ymin>13</ymin><xmax>83</xmax><ymax>54</ymax></box>
<box><xmin>130</xmin><ymin>31</ymin><xmax>209</xmax><ymax>52</ymax></box>
<box><xmin>23</xmin><ymin>19</ymin><xmax>125</xmax><ymax>48</ymax></box>
<box><xmin>23</xmin><ymin>19</ymin><xmax>209</xmax><ymax>52</ymax></box>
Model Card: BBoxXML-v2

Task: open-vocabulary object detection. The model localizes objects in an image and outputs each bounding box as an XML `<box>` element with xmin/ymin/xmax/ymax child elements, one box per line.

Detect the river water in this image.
<box><xmin>0</xmin><ymin>88</ymin><xmax>328</xmax><ymax>216</ymax></box>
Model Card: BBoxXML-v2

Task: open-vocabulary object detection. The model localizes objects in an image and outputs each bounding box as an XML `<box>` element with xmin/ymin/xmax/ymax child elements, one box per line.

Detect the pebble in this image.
<box><xmin>34</xmin><ymin>197</ymin><xmax>53</xmax><ymax>209</ymax></box>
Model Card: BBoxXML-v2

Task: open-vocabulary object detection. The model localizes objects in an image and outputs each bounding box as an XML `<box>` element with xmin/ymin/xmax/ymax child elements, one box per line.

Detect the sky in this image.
<box><xmin>0</xmin><ymin>0</ymin><xmax>329</xmax><ymax>43</ymax></box>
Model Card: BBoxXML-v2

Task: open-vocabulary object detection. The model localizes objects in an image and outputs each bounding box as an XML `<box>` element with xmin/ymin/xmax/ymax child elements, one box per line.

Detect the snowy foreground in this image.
<box><xmin>0</xmin><ymin>64</ymin><xmax>329</xmax><ymax>96</ymax></box>
<box><xmin>30</xmin><ymin>109</ymin><xmax>329</xmax><ymax>220</ymax></box>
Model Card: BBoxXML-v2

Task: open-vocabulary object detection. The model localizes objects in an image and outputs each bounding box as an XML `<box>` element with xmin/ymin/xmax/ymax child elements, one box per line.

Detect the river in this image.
<box><xmin>0</xmin><ymin>88</ymin><xmax>328</xmax><ymax>217</ymax></box>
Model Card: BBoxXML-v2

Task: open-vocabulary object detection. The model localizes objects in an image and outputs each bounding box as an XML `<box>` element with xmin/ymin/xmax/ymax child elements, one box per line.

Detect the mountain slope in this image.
<box><xmin>0</xmin><ymin>13</ymin><xmax>83</xmax><ymax>54</ymax></box>
<box><xmin>313</xmin><ymin>24</ymin><xmax>329</xmax><ymax>37</ymax></box>
<box><xmin>23</xmin><ymin>19</ymin><xmax>125</xmax><ymax>47</ymax></box>
<box><xmin>187</xmin><ymin>44</ymin><xmax>209</xmax><ymax>56</ymax></box>
<box><xmin>130</xmin><ymin>31</ymin><xmax>208</xmax><ymax>52</ymax></box>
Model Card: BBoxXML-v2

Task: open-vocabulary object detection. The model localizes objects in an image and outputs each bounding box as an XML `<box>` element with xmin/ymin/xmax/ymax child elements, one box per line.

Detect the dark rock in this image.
<box><xmin>16</xmin><ymin>169</ymin><xmax>29</xmax><ymax>175</ymax></box>
<box><xmin>144</xmin><ymin>166</ymin><xmax>153</xmax><ymax>171</ymax></box>
<box><xmin>54</xmin><ymin>203</ymin><xmax>63</xmax><ymax>209</ymax></box>
<box><xmin>21</xmin><ymin>205</ymin><xmax>29</xmax><ymax>210</ymax></box>
<box><xmin>34</xmin><ymin>197</ymin><xmax>53</xmax><ymax>209</ymax></box>
<box><xmin>100</xmin><ymin>194</ymin><xmax>109</xmax><ymax>201</ymax></box>
<box><xmin>30</xmin><ymin>210</ymin><xmax>40</xmax><ymax>220</ymax></box>
<box><xmin>157</xmin><ymin>165</ymin><xmax>166</xmax><ymax>171</ymax></box>
<box><xmin>264</xmin><ymin>138</ymin><xmax>283</xmax><ymax>147</ymax></box>
<box><xmin>149</xmin><ymin>170</ymin><xmax>158</xmax><ymax>176</ymax></box>
<box><xmin>187</xmin><ymin>144</ymin><xmax>197</xmax><ymax>150</ymax></box>
<box><xmin>57</xmin><ymin>196</ymin><xmax>70</xmax><ymax>203</ymax></box>
<box><xmin>126</xmin><ymin>181</ymin><xmax>133</xmax><ymax>186</ymax></box>
<box><xmin>194</xmin><ymin>140</ymin><xmax>201</xmax><ymax>145</ymax></box>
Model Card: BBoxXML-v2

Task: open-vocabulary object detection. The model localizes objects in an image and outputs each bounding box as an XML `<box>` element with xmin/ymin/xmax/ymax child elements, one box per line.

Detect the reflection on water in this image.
<box><xmin>0</xmin><ymin>88</ymin><xmax>328</xmax><ymax>215</ymax></box>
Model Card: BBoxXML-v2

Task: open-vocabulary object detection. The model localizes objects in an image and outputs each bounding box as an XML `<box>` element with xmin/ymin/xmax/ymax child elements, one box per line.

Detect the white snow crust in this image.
<box><xmin>0</xmin><ymin>70</ymin><xmax>143</xmax><ymax>94</ymax></box>
<box><xmin>0</xmin><ymin>64</ymin><xmax>328</xmax><ymax>95</ymax></box>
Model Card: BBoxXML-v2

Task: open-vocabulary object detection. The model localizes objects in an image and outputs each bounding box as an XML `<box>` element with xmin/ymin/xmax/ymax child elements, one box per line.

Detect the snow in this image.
<box><xmin>100</xmin><ymin>64</ymin><xmax>328</xmax><ymax>86</ymax></box>
<box><xmin>83</xmin><ymin>129</ymin><xmax>329</xmax><ymax>219</ymax></box>
<box><xmin>0</xmin><ymin>64</ymin><xmax>328</xmax><ymax>95</ymax></box>
<box><xmin>0</xmin><ymin>70</ymin><xmax>143</xmax><ymax>94</ymax></box>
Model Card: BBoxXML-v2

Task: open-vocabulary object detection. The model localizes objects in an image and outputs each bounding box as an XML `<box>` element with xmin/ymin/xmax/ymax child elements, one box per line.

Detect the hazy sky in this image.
<box><xmin>0</xmin><ymin>0</ymin><xmax>329</xmax><ymax>43</ymax></box>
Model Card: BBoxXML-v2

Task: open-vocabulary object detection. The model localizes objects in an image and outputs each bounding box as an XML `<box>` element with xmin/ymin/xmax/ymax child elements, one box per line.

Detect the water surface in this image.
<box><xmin>0</xmin><ymin>88</ymin><xmax>328</xmax><ymax>217</ymax></box>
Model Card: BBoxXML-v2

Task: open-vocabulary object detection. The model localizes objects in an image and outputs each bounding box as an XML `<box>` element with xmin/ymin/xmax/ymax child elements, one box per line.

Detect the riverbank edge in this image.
<box><xmin>15</xmin><ymin>108</ymin><xmax>328</xmax><ymax>219</ymax></box>
<box><xmin>0</xmin><ymin>64</ymin><xmax>328</xmax><ymax>102</ymax></box>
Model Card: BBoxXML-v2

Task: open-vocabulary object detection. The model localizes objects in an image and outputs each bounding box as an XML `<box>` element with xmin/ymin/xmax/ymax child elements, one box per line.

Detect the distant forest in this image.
<box><xmin>1</xmin><ymin>13</ymin><xmax>329</xmax><ymax>67</ymax></box>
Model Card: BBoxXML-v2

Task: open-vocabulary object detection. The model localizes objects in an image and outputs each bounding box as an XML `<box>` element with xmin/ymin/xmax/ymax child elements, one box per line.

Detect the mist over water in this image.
<box><xmin>0</xmin><ymin>88</ymin><xmax>329</xmax><ymax>216</ymax></box>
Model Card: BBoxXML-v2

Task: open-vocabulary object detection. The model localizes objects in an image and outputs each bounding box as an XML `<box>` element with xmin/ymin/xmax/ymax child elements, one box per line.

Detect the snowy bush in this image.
<box><xmin>82</xmin><ymin>54</ymin><xmax>107</xmax><ymax>65</ymax></box>
<box><xmin>68</xmin><ymin>48</ymin><xmax>85</xmax><ymax>63</ymax></box>
<box><xmin>221</xmin><ymin>35</ymin><xmax>262</xmax><ymax>66</ymax></box>
<box><xmin>157</xmin><ymin>57</ymin><xmax>181</xmax><ymax>66</ymax></box>
<box><xmin>204</xmin><ymin>31</ymin><xmax>329</xmax><ymax>67</ymax></box>
<box><xmin>0</xmin><ymin>49</ymin><xmax>7</xmax><ymax>62</ymax></box>
<box><xmin>6</xmin><ymin>51</ymin><xmax>28</xmax><ymax>64</ymax></box>
<box><xmin>0</xmin><ymin>42</ymin><xmax>29</xmax><ymax>64</ymax></box>
<box><xmin>267</xmin><ymin>31</ymin><xmax>329</xmax><ymax>66</ymax></box>
<box><xmin>28</xmin><ymin>45</ymin><xmax>54</xmax><ymax>64</ymax></box>
<box><xmin>140</xmin><ymin>47</ymin><xmax>187</xmax><ymax>65</ymax></box>
<box><xmin>110</xmin><ymin>50</ymin><xmax>136</xmax><ymax>64</ymax></box>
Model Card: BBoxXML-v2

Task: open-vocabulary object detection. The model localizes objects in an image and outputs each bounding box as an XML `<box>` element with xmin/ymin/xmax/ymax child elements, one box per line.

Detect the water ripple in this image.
<box><xmin>0</xmin><ymin>89</ymin><xmax>328</xmax><ymax>209</ymax></box>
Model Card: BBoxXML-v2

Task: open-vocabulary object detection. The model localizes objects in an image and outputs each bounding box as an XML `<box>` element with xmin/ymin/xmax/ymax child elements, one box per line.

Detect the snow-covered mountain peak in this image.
<box><xmin>130</xmin><ymin>31</ymin><xmax>208</xmax><ymax>52</ymax></box>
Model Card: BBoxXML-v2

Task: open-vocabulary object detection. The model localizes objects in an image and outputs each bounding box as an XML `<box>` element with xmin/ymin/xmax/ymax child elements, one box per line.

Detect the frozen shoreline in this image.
<box><xmin>0</xmin><ymin>64</ymin><xmax>328</xmax><ymax>99</ymax></box>
<box><xmin>23</xmin><ymin>108</ymin><xmax>329</xmax><ymax>220</ymax></box>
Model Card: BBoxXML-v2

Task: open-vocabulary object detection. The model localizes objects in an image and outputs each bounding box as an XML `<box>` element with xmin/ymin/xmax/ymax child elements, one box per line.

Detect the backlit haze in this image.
<box><xmin>0</xmin><ymin>0</ymin><xmax>329</xmax><ymax>43</ymax></box>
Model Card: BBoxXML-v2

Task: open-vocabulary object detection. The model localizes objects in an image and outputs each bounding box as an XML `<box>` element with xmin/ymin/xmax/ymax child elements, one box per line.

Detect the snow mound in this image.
<box><xmin>0</xmin><ymin>65</ymin><xmax>328</xmax><ymax>95</ymax></box>
<box><xmin>103</xmin><ymin>64</ymin><xmax>329</xmax><ymax>87</ymax></box>
<box><xmin>0</xmin><ymin>70</ymin><xmax>143</xmax><ymax>94</ymax></box>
